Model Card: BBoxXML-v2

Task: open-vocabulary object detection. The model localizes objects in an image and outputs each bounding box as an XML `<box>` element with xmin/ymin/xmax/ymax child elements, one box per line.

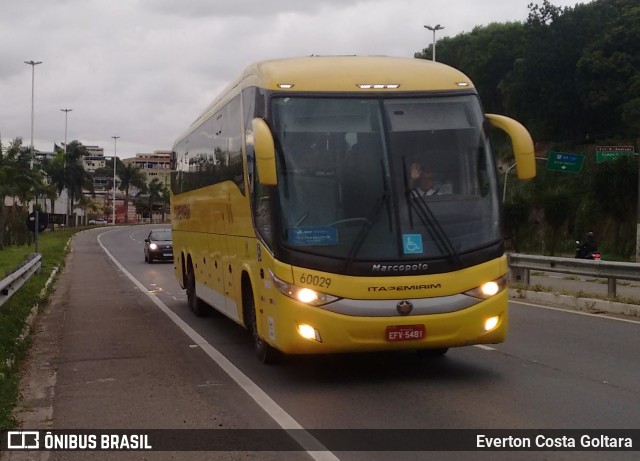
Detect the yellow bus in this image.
<box><xmin>170</xmin><ymin>56</ymin><xmax>535</xmax><ymax>363</ymax></box>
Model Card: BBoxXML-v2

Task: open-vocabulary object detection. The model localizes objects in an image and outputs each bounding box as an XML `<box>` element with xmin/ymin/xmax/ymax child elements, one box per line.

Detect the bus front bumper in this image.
<box><xmin>259</xmin><ymin>290</ymin><xmax>508</xmax><ymax>355</ymax></box>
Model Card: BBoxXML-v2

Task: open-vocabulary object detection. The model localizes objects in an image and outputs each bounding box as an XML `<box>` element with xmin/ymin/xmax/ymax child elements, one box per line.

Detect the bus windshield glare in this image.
<box><xmin>271</xmin><ymin>95</ymin><xmax>500</xmax><ymax>266</ymax></box>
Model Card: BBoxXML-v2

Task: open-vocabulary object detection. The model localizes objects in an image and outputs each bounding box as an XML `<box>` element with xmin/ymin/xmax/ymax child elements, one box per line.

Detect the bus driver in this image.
<box><xmin>409</xmin><ymin>162</ymin><xmax>452</xmax><ymax>196</ymax></box>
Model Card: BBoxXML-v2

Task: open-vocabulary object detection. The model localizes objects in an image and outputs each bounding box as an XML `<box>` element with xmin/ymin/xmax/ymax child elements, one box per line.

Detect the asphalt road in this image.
<box><xmin>6</xmin><ymin>225</ymin><xmax>640</xmax><ymax>461</ymax></box>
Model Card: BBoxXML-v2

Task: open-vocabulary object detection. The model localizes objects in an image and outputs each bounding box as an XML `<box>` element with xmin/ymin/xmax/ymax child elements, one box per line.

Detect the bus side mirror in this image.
<box><xmin>252</xmin><ymin>118</ymin><xmax>278</xmax><ymax>186</ymax></box>
<box><xmin>485</xmin><ymin>114</ymin><xmax>536</xmax><ymax>180</ymax></box>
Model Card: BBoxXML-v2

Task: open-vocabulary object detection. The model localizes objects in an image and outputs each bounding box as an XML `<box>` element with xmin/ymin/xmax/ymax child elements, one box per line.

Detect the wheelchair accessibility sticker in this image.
<box><xmin>402</xmin><ymin>234</ymin><xmax>424</xmax><ymax>254</ymax></box>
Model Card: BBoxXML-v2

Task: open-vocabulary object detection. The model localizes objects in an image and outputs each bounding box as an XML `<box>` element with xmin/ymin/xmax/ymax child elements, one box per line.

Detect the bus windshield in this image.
<box><xmin>271</xmin><ymin>94</ymin><xmax>500</xmax><ymax>267</ymax></box>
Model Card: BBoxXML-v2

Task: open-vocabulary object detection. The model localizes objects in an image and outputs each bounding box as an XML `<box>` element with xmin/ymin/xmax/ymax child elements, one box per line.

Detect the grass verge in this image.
<box><xmin>0</xmin><ymin>228</ymin><xmax>84</xmax><ymax>429</ymax></box>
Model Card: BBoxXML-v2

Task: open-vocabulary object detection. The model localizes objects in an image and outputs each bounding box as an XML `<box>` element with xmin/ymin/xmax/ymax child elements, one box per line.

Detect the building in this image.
<box><xmin>123</xmin><ymin>150</ymin><xmax>172</xmax><ymax>188</ymax></box>
<box><xmin>82</xmin><ymin>145</ymin><xmax>106</xmax><ymax>173</ymax></box>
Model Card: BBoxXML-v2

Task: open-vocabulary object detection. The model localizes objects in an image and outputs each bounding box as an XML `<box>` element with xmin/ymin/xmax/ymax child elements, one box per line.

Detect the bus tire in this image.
<box><xmin>244</xmin><ymin>286</ymin><xmax>279</xmax><ymax>364</ymax></box>
<box><xmin>186</xmin><ymin>263</ymin><xmax>208</xmax><ymax>317</ymax></box>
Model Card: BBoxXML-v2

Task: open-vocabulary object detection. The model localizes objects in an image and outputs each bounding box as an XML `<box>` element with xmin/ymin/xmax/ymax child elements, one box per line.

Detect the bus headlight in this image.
<box><xmin>269</xmin><ymin>270</ymin><xmax>340</xmax><ymax>306</ymax></box>
<box><xmin>464</xmin><ymin>276</ymin><xmax>507</xmax><ymax>299</ymax></box>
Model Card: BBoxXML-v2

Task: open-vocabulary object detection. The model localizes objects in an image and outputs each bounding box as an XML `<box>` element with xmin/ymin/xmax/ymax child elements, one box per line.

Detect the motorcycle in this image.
<box><xmin>575</xmin><ymin>240</ymin><xmax>601</xmax><ymax>260</ymax></box>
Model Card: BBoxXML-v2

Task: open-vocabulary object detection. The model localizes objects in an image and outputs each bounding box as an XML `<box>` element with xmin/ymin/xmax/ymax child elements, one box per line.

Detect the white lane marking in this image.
<box><xmin>97</xmin><ymin>231</ymin><xmax>339</xmax><ymax>461</ymax></box>
<box><xmin>474</xmin><ymin>345</ymin><xmax>496</xmax><ymax>351</ymax></box>
<box><xmin>510</xmin><ymin>299</ymin><xmax>640</xmax><ymax>325</ymax></box>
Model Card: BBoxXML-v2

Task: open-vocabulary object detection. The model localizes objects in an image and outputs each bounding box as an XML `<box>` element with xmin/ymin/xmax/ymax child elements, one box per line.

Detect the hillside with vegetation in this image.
<box><xmin>417</xmin><ymin>0</ymin><xmax>640</xmax><ymax>259</ymax></box>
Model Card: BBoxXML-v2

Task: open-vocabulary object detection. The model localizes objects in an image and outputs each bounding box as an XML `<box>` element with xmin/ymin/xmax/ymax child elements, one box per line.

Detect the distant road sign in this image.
<box><xmin>546</xmin><ymin>152</ymin><xmax>584</xmax><ymax>173</ymax></box>
<box><xmin>596</xmin><ymin>146</ymin><xmax>635</xmax><ymax>163</ymax></box>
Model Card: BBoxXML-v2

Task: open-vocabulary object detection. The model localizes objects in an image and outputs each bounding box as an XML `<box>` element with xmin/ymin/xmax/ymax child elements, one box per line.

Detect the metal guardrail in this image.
<box><xmin>0</xmin><ymin>253</ymin><xmax>42</xmax><ymax>308</ymax></box>
<box><xmin>507</xmin><ymin>253</ymin><xmax>640</xmax><ymax>298</ymax></box>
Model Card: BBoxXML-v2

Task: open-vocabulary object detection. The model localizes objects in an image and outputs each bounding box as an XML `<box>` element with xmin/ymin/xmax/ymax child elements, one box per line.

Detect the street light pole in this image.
<box><xmin>112</xmin><ymin>136</ymin><xmax>119</xmax><ymax>226</ymax></box>
<box><xmin>60</xmin><ymin>108</ymin><xmax>72</xmax><ymax>227</ymax></box>
<box><xmin>424</xmin><ymin>24</ymin><xmax>444</xmax><ymax>61</ymax></box>
<box><xmin>25</xmin><ymin>60</ymin><xmax>43</xmax><ymax>253</ymax></box>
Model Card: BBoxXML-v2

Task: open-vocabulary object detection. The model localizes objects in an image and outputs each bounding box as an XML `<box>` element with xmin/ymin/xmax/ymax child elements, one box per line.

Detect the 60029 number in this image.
<box><xmin>299</xmin><ymin>273</ymin><xmax>332</xmax><ymax>288</ymax></box>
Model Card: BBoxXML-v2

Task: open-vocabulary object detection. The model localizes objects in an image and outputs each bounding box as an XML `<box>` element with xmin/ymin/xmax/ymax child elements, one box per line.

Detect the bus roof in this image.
<box><xmin>241</xmin><ymin>55</ymin><xmax>475</xmax><ymax>92</ymax></box>
<box><xmin>175</xmin><ymin>56</ymin><xmax>476</xmax><ymax>145</ymax></box>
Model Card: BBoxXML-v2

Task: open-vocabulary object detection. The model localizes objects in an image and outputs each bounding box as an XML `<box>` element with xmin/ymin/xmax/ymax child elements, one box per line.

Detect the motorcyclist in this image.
<box><xmin>576</xmin><ymin>232</ymin><xmax>598</xmax><ymax>259</ymax></box>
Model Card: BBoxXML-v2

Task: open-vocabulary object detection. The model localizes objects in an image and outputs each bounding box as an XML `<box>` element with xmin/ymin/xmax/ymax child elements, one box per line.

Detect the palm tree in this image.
<box><xmin>40</xmin><ymin>148</ymin><xmax>66</xmax><ymax>228</ymax></box>
<box><xmin>77</xmin><ymin>195</ymin><xmax>98</xmax><ymax>225</ymax></box>
<box><xmin>64</xmin><ymin>141</ymin><xmax>94</xmax><ymax>226</ymax></box>
<box><xmin>0</xmin><ymin>138</ymin><xmax>19</xmax><ymax>248</ymax></box>
<box><xmin>147</xmin><ymin>178</ymin><xmax>164</xmax><ymax>223</ymax></box>
<box><xmin>117</xmin><ymin>164</ymin><xmax>147</xmax><ymax>223</ymax></box>
<box><xmin>160</xmin><ymin>184</ymin><xmax>170</xmax><ymax>223</ymax></box>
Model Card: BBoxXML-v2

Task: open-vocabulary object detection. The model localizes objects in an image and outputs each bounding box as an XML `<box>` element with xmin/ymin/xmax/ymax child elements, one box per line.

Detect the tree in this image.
<box><xmin>503</xmin><ymin>195</ymin><xmax>532</xmax><ymax>253</ymax></box>
<box><xmin>117</xmin><ymin>164</ymin><xmax>147</xmax><ymax>223</ymax></box>
<box><xmin>161</xmin><ymin>184</ymin><xmax>170</xmax><ymax>223</ymax></box>
<box><xmin>63</xmin><ymin>141</ymin><xmax>94</xmax><ymax>226</ymax></box>
<box><xmin>147</xmin><ymin>178</ymin><xmax>164</xmax><ymax>223</ymax></box>
<box><xmin>589</xmin><ymin>156</ymin><xmax>638</xmax><ymax>257</ymax></box>
<box><xmin>541</xmin><ymin>191</ymin><xmax>574</xmax><ymax>256</ymax></box>
<box><xmin>0</xmin><ymin>138</ymin><xmax>42</xmax><ymax>247</ymax></box>
<box><xmin>576</xmin><ymin>0</ymin><xmax>640</xmax><ymax>138</ymax></box>
<box><xmin>40</xmin><ymin>147</ymin><xmax>66</xmax><ymax>227</ymax></box>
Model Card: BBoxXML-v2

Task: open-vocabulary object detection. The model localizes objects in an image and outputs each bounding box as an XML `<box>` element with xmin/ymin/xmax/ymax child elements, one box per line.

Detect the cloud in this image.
<box><xmin>0</xmin><ymin>0</ymin><xmax>587</xmax><ymax>156</ymax></box>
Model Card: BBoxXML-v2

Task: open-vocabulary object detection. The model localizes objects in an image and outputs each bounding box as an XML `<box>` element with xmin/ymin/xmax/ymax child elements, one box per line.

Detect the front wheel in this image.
<box><xmin>245</xmin><ymin>287</ymin><xmax>279</xmax><ymax>364</ymax></box>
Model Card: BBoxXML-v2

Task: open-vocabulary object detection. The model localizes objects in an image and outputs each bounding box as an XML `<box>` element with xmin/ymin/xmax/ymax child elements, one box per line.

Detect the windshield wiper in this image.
<box><xmin>341</xmin><ymin>190</ymin><xmax>391</xmax><ymax>272</ymax></box>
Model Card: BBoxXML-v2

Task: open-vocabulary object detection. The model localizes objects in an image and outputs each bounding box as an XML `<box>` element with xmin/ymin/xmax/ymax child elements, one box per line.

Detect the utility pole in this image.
<box><xmin>25</xmin><ymin>60</ymin><xmax>43</xmax><ymax>253</ymax></box>
<box><xmin>112</xmin><ymin>136</ymin><xmax>119</xmax><ymax>226</ymax></box>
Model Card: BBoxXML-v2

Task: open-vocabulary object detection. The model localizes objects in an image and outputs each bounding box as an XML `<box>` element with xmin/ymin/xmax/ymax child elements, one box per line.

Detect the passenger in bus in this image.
<box><xmin>409</xmin><ymin>162</ymin><xmax>452</xmax><ymax>196</ymax></box>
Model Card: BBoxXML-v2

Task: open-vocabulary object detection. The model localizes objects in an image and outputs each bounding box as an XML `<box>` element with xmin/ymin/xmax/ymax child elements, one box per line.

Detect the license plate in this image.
<box><xmin>386</xmin><ymin>324</ymin><xmax>425</xmax><ymax>341</ymax></box>
<box><xmin>164</xmin><ymin>253</ymin><xmax>173</xmax><ymax>257</ymax></box>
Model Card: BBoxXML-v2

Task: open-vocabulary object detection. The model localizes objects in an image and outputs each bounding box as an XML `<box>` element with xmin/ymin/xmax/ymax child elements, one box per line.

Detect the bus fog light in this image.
<box><xmin>484</xmin><ymin>316</ymin><xmax>499</xmax><ymax>332</ymax></box>
<box><xmin>297</xmin><ymin>324</ymin><xmax>322</xmax><ymax>342</ymax></box>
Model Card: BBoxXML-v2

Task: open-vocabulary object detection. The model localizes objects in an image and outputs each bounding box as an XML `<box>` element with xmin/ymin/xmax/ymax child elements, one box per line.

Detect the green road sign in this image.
<box><xmin>546</xmin><ymin>152</ymin><xmax>584</xmax><ymax>173</ymax></box>
<box><xmin>596</xmin><ymin>146</ymin><xmax>635</xmax><ymax>163</ymax></box>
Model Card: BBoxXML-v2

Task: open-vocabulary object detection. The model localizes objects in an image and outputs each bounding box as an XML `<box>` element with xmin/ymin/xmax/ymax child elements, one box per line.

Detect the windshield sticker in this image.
<box><xmin>402</xmin><ymin>234</ymin><xmax>424</xmax><ymax>254</ymax></box>
<box><xmin>289</xmin><ymin>227</ymin><xmax>338</xmax><ymax>246</ymax></box>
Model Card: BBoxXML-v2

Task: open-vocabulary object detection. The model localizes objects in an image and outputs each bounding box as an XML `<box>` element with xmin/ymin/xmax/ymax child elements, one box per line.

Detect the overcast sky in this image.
<box><xmin>1</xmin><ymin>0</ymin><xmax>588</xmax><ymax>158</ymax></box>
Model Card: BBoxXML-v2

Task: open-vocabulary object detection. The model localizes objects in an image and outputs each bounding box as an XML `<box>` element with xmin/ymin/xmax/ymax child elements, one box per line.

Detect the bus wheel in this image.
<box><xmin>186</xmin><ymin>264</ymin><xmax>208</xmax><ymax>317</ymax></box>
<box><xmin>416</xmin><ymin>347</ymin><xmax>449</xmax><ymax>358</ymax></box>
<box><xmin>245</xmin><ymin>288</ymin><xmax>279</xmax><ymax>364</ymax></box>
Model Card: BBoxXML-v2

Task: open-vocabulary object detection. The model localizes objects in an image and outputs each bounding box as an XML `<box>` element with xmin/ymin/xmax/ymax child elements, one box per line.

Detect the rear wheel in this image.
<box><xmin>186</xmin><ymin>264</ymin><xmax>208</xmax><ymax>317</ymax></box>
<box><xmin>245</xmin><ymin>286</ymin><xmax>279</xmax><ymax>364</ymax></box>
